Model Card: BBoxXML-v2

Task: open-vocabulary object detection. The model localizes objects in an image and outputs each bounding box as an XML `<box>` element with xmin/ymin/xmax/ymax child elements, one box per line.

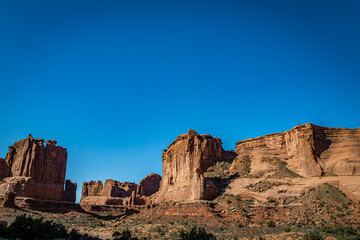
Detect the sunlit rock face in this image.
<box><xmin>0</xmin><ymin>134</ymin><xmax>76</xmax><ymax>202</ymax></box>
<box><xmin>234</xmin><ymin>123</ymin><xmax>360</xmax><ymax>178</ymax></box>
<box><xmin>154</xmin><ymin>129</ymin><xmax>223</xmax><ymax>203</ymax></box>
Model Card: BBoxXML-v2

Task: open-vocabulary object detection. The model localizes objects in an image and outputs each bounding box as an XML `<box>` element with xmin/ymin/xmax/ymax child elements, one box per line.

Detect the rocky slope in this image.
<box><xmin>0</xmin><ymin>134</ymin><xmax>76</xmax><ymax>202</ymax></box>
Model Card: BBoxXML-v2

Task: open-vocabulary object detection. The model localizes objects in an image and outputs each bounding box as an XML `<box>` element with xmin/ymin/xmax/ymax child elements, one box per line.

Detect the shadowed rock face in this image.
<box><xmin>154</xmin><ymin>129</ymin><xmax>223</xmax><ymax>203</ymax></box>
<box><xmin>2</xmin><ymin>191</ymin><xmax>16</xmax><ymax>207</ymax></box>
<box><xmin>234</xmin><ymin>123</ymin><xmax>360</xmax><ymax>177</ymax></box>
<box><xmin>2</xmin><ymin>135</ymin><xmax>67</xmax><ymax>184</ymax></box>
<box><xmin>0</xmin><ymin>135</ymin><xmax>76</xmax><ymax>202</ymax></box>
<box><xmin>137</xmin><ymin>173</ymin><xmax>161</xmax><ymax>197</ymax></box>
<box><xmin>62</xmin><ymin>180</ymin><xmax>77</xmax><ymax>203</ymax></box>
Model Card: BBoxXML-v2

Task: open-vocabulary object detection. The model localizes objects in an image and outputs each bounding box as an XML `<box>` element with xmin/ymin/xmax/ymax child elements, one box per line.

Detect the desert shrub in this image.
<box><xmin>179</xmin><ymin>227</ymin><xmax>216</xmax><ymax>240</ymax></box>
<box><xmin>303</xmin><ymin>229</ymin><xmax>323</xmax><ymax>240</ymax></box>
<box><xmin>8</xmin><ymin>214</ymin><xmax>68</xmax><ymax>239</ymax></box>
<box><xmin>112</xmin><ymin>228</ymin><xmax>140</xmax><ymax>240</ymax></box>
<box><xmin>267</xmin><ymin>221</ymin><xmax>276</xmax><ymax>228</ymax></box>
<box><xmin>69</xmin><ymin>229</ymin><xmax>100</xmax><ymax>240</ymax></box>
<box><xmin>320</xmin><ymin>225</ymin><xmax>360</xmax><ymax>239</ymax></box>
<box><xmin>156</xmin><ymin>226</ymin><xmax>165</xmax><ymax>236</ymax></box>
<box><xmin>0</xmin><ymin>215</ymin><xmax>99</xmax><ymax>240</ymax></box>
<box><xmin>284</xmin><ymin>227</ymin><xmax>291</xmax><ymax>232</ymax></box>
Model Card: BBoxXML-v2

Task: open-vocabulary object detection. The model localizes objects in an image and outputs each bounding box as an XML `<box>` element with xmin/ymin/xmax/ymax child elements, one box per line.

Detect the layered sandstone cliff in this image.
<box><xmin>0</xmin><ymin>134</ymin><xmax>76</xmax><ymax>202</ymax></box>
<box><xmin>233</xmin><ymin>123</ymin><xmax>360</xmax><ymax>177</ymax></box>
<box><xmin>154</xmin><ymin>129</ymin><xmax>224</xmax><ymax>203</ymax></box>
<box><xmin>223</xmin><ymin>123</ymin><xmax>360</xmax><ymax>202</ymax></box>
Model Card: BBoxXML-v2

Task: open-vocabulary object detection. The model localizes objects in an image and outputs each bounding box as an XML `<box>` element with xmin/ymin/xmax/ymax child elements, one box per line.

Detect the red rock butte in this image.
<box><xmin>0</xmin><ymin>134</ymin><xmax>76</xmax><ymax>203</ymax></box>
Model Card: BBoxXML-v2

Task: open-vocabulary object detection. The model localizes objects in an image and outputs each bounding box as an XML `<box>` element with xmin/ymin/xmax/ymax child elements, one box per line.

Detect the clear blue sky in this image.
<box><xmin>0</xmin><ymin>0</ymin><xmax>359</xmax><ymax>202</ymax></box>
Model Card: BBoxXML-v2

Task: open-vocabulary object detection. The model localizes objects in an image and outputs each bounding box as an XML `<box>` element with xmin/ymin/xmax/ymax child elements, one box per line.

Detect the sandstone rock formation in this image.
<box><xmin>221</xmin><ymin>123</ymin><xmax>360</xmax><ymax>203</ymax></box>
<box><xmin>0</xmin><ymin>135</ymin><xmax>76</xmax><ymax>202</ymax></box>
<box><xmin>137</xmin><ymin>173</ymin><xmax>161</xmax><ymax>197</ymax></box>
<box><xmin>81</xmin><ymin>173</ymin><xmax>162</xmax><ymax>206</ymax></box>
<box><xmin>2</xmin><ymin>191</ymin><xmax>16</xmax><ymax>207</ymax></box>
<box><xmin>82</xmin><ymin>180</ymin><xmax>136</xmax><ymax>198</ymax></box>
<box><xmin>155</xmin><ymin>129</ymin><xmax>225</xmax><ymax>202</ymax></box>
<box><xmin>62</xmin><ymin>180</ymin><xmax>77</xmax><ymax>202</ymax></box>
<box><xmin>233</xmin><ymin>123</ymin><xmax>360</xmax><ymax>177</ymax></box>
<box><xmin>80</xmin><ymin>179</ymin><xmax>137</xmax><ymax>205</ymax></box>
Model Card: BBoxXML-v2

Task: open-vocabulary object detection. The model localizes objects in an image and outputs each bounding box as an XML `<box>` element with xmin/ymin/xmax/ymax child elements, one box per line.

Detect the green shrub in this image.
<box><xmin>267</xmin><ymin>221</ymin><xmax>276</xmax><ymax>228</ymax></box>
<box><xmin>284</xmin><ymin>227</ymin><xmax>291</xmax><ymax>232</ymax></box>
<box><xmin>0</xmin><ymin>215</ymin><xmax>99</xmax><ymax>240</ymax></box>
<box><xmin>319</xmin><ymin>225</ymin><xmax>360</xmax><ymax>239</ymax></box>
<box><xmin>179</xmin><ymin>227</ymin><xmax>216</xmax><ymax>240</ymax></box>
<box><xmin>303</xmin><ymin>229</ymin><xmax>323</xmax><ymax>240</ymax></box>
<box><xmin>112</xmin><ymin>228</ymin><xmax>140</xmax><ymax>240</ymax></box>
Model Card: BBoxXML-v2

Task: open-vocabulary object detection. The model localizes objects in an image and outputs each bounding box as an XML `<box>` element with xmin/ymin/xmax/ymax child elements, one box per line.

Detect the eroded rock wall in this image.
<box><xmin>234</xmin><ymin>123</ymin><xmax>360</xmax><ymax>177</ymax></box>
<box><xmin>62</xmin><ymin>180</ymin><xmax>77</xmax><ymax>202</ymax></box>
<box><xmin>0</xmin><ymin>135</ymin><xmax>76</xmax><ymax>202</ymax></box>
<box><xmin>154</xmin><ymin>129</ymin><xmax>222</xmax><ymax>203</ymax></box>
<box><xmin>80</xmin><ymin>179</ymin><xmax>137</xmax><ymax>205</ymax></box>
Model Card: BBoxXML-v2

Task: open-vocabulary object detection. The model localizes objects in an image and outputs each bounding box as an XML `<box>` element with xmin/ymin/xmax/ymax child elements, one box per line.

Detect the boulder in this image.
<box><xmin>2</xmin><ymin>190</ymin><xmax>16</xmax><ymax>207</ymax></box>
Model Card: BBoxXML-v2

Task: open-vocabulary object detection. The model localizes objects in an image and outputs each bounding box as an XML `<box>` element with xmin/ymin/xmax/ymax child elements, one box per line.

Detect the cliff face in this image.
<box><xmin>0</xmin><ymin>134</ymin><xmax>76</xmax><ymax>202</ymax></box>
<box><xmin>137</xmin><ymin>173</ymin><xmax>161</xmax><ymax>197</ymax></box>
<box><xmin>234</xmin><ymin>123</ymin><xmax>360</xmax><ymax>177</ymax></box>
<box><xmin>2</xmin><ymin>135</ymin><xmax>67</xmax><ymax>184</ymax></box>
<box><xmin>154</xmin><ymin>129</ymin><xmax>223</xmax><ymax>203</ymax></box>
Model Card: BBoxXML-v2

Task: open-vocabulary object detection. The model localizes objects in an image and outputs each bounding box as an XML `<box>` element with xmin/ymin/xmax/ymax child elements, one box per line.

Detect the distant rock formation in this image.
<box><xmin>0</xmin><ymin>135</ymin><xmax>76</xmax><ymax>202</ymax></box>
<box><xmin>154</xmin><ymin>129</ymin><xmax>224</xmax><ymax>203</ymax></box>
<box><xmin>234</xmin><ymin>123</ymin><xmax>360</xmax><ymax>177</ymax></box>
<box><xmin>80</xmin><ymin>179</ymin><xmax>137</xmax><ymax>205</ymax></box>
<box><xmin>81</xmin><ymin>174</ymin><xmax>161</xmax><ymax>206</ymax></box>
<box><xmin>81</xmin><ymin>180</ymin><xmax>137</xmax><ymax>199</ymax></box>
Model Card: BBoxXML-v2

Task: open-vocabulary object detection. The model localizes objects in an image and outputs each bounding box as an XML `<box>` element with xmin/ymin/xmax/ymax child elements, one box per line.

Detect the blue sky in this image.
<box><xmin>0</xmin><ymin>0</ymin><xmax>359</xmax><ymax>202</ymax></box>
